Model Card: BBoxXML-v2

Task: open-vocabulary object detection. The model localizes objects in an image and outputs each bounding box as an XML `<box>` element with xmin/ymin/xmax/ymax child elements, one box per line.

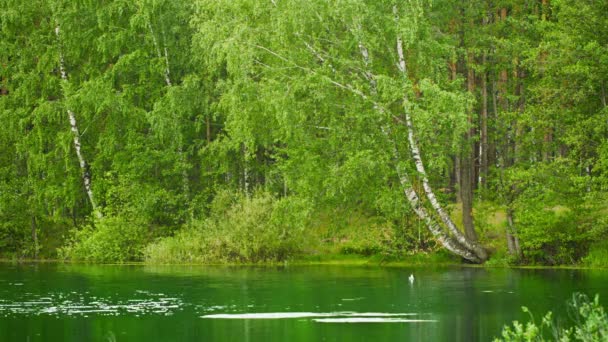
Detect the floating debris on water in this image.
<box><xmin>0</xmin><ymin>291</ymin><xmax>186</xmax><ymax>318</ymax></box>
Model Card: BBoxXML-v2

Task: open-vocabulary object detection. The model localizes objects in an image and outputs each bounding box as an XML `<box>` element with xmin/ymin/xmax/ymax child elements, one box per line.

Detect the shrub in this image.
<box><xmin>495</xmin><ymin>293</ymin><xmax>608</xmax><ymax>341</ymax></box>
<box><xmin>59</xmin><ymin>215</ymin><xmax>148</xmax><ymax>263</ymax></box>
<box><xmin>145</xmin><ymin>191</ymin><xmax>311</xmax><ymax>263</ymax></box>
<box><xmin>581</xmin><ymin>240</ymin><xmax>608</xmax><ymax>268</ymax></box>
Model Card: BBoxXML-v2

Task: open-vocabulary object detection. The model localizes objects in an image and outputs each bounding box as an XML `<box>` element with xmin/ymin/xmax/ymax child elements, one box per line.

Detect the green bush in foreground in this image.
<box><xmin>145</xmin><ymin>191</ymin><xmax>311</xmax><ymax>263</ymax></box>
<box><xmin>495</xmin><ymin>293</ymin><xmax>608</xmax><ymax>341</ymax></box>
<box><xmin>59</xmin><ymin>216</ymin><xmax>149</xmax><ymax>263</ymax></box>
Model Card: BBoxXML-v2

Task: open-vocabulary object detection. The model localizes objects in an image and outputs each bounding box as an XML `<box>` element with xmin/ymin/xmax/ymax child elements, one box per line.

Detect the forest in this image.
<box><xmin>1</xmin><ymin>0</ymin><xmax>607</xmax><ymax>266</ymax></box>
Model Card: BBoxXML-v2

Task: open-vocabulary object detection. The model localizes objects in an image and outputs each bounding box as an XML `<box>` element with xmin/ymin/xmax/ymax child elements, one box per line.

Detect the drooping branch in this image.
<box><xmin>55</xmin><ymin>25</ymin><xmax>101</xmax><ymax>218</ymax></box>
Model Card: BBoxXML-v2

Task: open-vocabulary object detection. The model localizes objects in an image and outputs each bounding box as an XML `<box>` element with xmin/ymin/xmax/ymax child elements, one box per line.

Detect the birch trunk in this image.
<box><xmin>393</xmin><ymin>7</ymin><xmax>486</xmax><ymax>261</ymax></box>
<box><xmin>357</xmin><ymin>38</ymin><xmax>482</xmax><ymax>263</ymax></box>
<box><xmin>243</xmin><ymin>144</ymin><xmax>250</xmax><ymax>195</ymax></box>
<box><xmin>393</xmin><ymin>140</ymin><xmax>482</xmax><ymax>263</ymax></box>
<box><xmin>298</xmin><ymin>19</ymin><xmax>485</xmax><ymax>262</ymax></box>
<box><xmin>55</xmin><ymin>25</ymin><xmax>101</xmax><ymax>217</ymax></box>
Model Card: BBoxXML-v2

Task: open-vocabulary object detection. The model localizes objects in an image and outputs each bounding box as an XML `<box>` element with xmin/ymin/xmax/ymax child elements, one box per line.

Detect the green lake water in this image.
<box><xmin>1</xmin><ymin>264</ymin><xmax>607</xmax><ymax>341</ymax></box>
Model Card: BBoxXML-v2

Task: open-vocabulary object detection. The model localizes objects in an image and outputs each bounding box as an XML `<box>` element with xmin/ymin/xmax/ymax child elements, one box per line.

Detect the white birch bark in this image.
<box><xmin>392</xmin><ymin>6</ymin><xmax>487</xmax><ymax>261</ymax></box>
<box><xmin>55</xmin><ymin>25</ymin><xmax>101</xmax><ymax>218</ymax></box>
<box><xmin>358</xmin><ymin>43</ymin><xmax>481</xmax><ymax>263</ymax></box>
<box><xmin>243</xmin><ymin>144</ymin><xmax>250</xmax><ymax>196</ymax></box>
<box><xmin>295</xmin><ymin>21</ymin><xmax>484</xmax><ymax>262</ymax></box>
<box><xmin>393</xmin><ymin>142</ymin><xmax>482</xmax><ymax>263</ymax></box>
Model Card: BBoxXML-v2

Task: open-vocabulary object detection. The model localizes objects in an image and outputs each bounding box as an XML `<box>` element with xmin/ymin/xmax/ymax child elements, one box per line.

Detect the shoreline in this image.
<box><xmin>1</xmin><ymin>255</ymin><xmax>606</xmax><ymax>270</ymax></box>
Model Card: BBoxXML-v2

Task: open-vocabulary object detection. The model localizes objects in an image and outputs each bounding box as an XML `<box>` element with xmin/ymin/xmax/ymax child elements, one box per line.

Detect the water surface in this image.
<box><xmin>1</xmin><ymin>264</ymin><xmax>607</xmax><ymax>341</ymax></box>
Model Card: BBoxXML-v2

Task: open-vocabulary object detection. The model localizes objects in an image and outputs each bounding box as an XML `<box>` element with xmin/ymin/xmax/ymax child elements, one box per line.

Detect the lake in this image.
<box><xmin>1</xmin><ymin>264</ymin><xmax>607</xmax><ymax>341</ymax></box>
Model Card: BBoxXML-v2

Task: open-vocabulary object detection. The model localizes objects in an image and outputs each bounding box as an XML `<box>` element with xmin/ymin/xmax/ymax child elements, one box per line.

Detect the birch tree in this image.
<box><xmin>54</xmin><ymin>24</ymin><xmax>101</xmax><ymax>217</ymax></box>
<box><xmin>193</xmin><ymin>0</ymin><xmax>487</xmax><ymax>262</ymax></box>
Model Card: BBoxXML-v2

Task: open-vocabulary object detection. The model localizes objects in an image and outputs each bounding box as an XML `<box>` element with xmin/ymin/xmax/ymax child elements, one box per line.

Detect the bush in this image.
<box><xmin>581</xmin><ymin>240</ymin><xmax>608</xmax><ymax>268</ymax></box>
<box><xmin>495</xmin><ymin>293</ymin><xmax>608</xmax><ymax>341</ymax></box>
<box><xmin>145</xmin><ymin>191</ymin><xmax>311</xmax><ymax>263</ymax></box>
<box><xmin>59</xmin><ymin>215</ymin><xmax>149</xmax><ymax>263</ymax></box>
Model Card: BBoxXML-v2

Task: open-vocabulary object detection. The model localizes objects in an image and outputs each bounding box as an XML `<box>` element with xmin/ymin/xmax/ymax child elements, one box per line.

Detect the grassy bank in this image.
<box><xmin>7</xmin><ymin>191</ymin><xmax>608</xmax><ymax>268</ymax></box>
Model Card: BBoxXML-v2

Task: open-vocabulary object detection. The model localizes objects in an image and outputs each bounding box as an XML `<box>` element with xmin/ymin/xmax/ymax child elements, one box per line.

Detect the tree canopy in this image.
<box><xmin>1</xmin><ymin>0</ymin><xmax>607</xmax><ymax>265</ymax></box>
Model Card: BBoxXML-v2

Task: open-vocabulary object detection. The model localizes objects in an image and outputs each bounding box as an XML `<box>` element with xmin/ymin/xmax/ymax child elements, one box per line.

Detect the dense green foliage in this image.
<box><xmin>145</xmin><ymin>190</ymin><xmax>311</xmax><ymax>263</ymax></box>
<box><xmin>495</xmin><ymin>293</ymin><xmax>608</xmax><ymax>341</ymax></box>
<box><xmin>1</xmin><ymin>0</ymin><xmax>607</xmax><ymax>264</ymax></box>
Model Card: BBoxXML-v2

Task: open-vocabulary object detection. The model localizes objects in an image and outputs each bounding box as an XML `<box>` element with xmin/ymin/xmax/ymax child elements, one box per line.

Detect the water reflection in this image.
<box><xmin>0</xmin><ymin>264</ymin><xmax>607</xmax><ymax>342</ymax></box>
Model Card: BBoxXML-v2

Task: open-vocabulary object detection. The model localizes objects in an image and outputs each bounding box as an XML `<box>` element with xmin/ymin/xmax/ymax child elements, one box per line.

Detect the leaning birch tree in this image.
<box><xmin>54</xmin><ymin>24</ymin><xmax>101</xmax><ymax>218</ymax></box>
<box><xmin>193</xmin><ymin>0</ymin><xmax>488</xmax><ymax>262</ymax></box>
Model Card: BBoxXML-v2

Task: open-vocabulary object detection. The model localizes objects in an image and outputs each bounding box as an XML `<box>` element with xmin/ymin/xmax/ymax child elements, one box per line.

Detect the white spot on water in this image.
<box><xmin>341</xmin><ymin>297</ymin><xmax>364</xmax><ymax>301</ymax></box>
<box><xmin>203</xmin><ymin>312</ymin><xmax>329</xmax><ymax>319</ymax></box>
<box><xmin>314</xmin><ymin>318</ymin><xmax>437</xmax><ymax>323</ymax></box>
<box><xmin>201</xmin><ymin>312</ymin><xmax>420</xmax><ymax>319</ymax></box>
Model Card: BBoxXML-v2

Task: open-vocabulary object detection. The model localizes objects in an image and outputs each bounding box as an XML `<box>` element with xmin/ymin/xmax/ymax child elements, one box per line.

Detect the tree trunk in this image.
<box><xmin>509</xmin><ymin>66</ymin><xmax>525</xmax><ymax>257</ymax></box>
<box><xmin>393</xmin><ymin>146</ymin><xmax>483</xmax><ymax>263</ymax></box>
<box><xmin>489</xmin><ymin>76</ymin><xmax>498</xmax><ymax>173</ymax></box>
<box><xmin>461</xmin><ymin>51</ymin><xmax>477</xmax><ymax>241</ymax></box>
<box><xmin>480</xmin><ymin>49</ymin><xmax>489</xmax><ymax>188</ymax></box>
<box><xmin>495</xmin><ymin>8</ymin><xmax>522</xmax><ymax>255</ymax></box>
<box><xmin>505</xmin><ymin>206</ymin><xmax>516</xmax><ymax>254</ymax></box>
<box><xmin>356</xmin><ymin>35</ymin><xmax>484</xmax><ymax>263</ymax></box>
<box><xmin>449</xmin><ymin>61</ymin><xmax>461</xmax><ymax>201</ymax></box>
<box><xmin>55</xmin><ymin>25</ymin><xmax>101</xmax><ymax>217</ymax></box>
<box><xmin>506</xmin><ymin>206</ymin><xmax>521</xmax><ymax>258</ymax></box>
<box><xmin>242</xmin><ymin>144</ymin><xmax>250</xmax><ymax>195</ymax></box>
<box><xmin>31</xmin><ymin>215</ymin><xmax>38</xmax><ymax>259</ymax></box>
<box><xmin>455</xmin><ymin>155</ymin><xmax>462</xmax><ymax>202</ymax></box>
<box><xmin>537</xmin><ymin>1</ymin><xmax>552</xmax><ymax>163</ymax></box>
<box><xmin>543</xmin><ymin>130</ymin><xmax>552</xmax><ymax>162</ymax></box>
<box><xmin>393</xmin><ymin>6</ymin><xmax>487</xmax><ymax>261</ymax></box>
<box><xmin>497</xmin><ymin>8</ymin><xmax>508</xmax><ymax>113</ymax></box>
